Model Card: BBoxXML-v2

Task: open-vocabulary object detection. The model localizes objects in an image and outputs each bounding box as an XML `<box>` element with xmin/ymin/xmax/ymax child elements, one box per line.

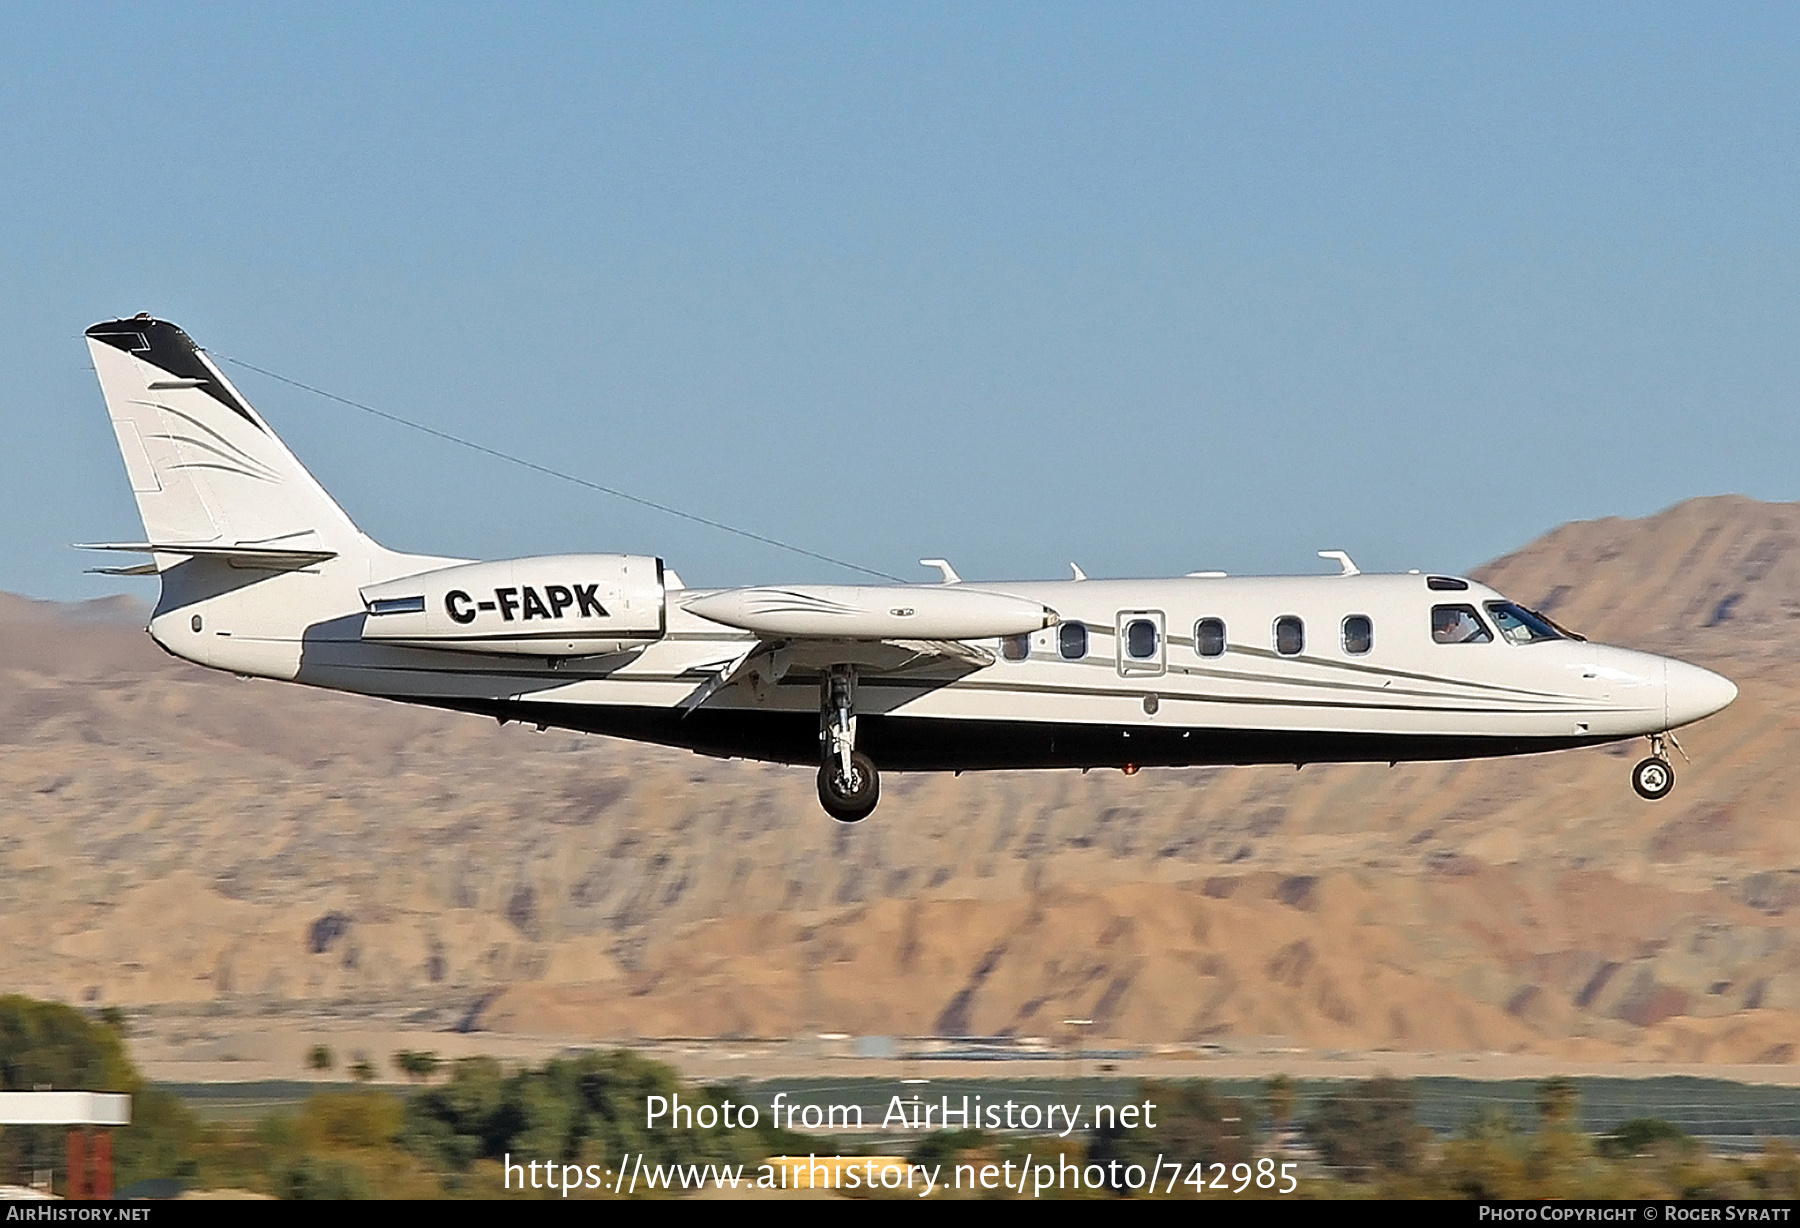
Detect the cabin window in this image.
<box><xmin>1486</xmin><ymin>602</ymin><xmax>1561</xmax><ymax>644</ymax></box>
<box><xmin>1274</xmin><ymin>615</ymin><xmax>1305</xmax><ymax>656</ymax></box>
<box><xmin>1194</xmin><ymin>617</ymin><xmax>1226</xmax><ymax>658</ymax></box>
<box><xmin>1059</xmin><ymin>621</ymin><xmax>1088</xmax><ymax>660</ymax></box>
<box><xmin>1125</xmin><ymin>618</ymin><xmax>1159</xmax><ymax>660</ymax></box>
<box><xmin>1115</xmin><ymin>610</ymin><xmax>1166</xmax><ymax>677</ymax></box>
<box><xmin>1002</xmin><ymin>632</ymin><xmax>1032</xmax><ymax>661</ymax></box>
<box><xmin>1431</xmin><ymin>604</ymin><xmax>1492</xmax><ymax>644</ymax></box>
<box><xmin>1342</xmin><ymin>614</ymin><xmax>1373</xmax><ymax>655</ymax></box>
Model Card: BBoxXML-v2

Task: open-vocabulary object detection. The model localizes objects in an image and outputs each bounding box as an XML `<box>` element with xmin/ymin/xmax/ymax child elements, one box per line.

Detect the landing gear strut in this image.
<box><xmin>1632</xmin><ymin>732</ymin><xmax>1677</xmax><ymax>801</ymax></box>
<box><xmin>818</xmin><ymin>665</ymin><xmax>879</xmax><ymax>822</ymax></box>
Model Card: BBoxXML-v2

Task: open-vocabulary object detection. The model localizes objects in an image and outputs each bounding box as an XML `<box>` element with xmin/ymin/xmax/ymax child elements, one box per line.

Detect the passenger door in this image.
<box><xmin>1115</xmin><ymin>610</ymin><xmax>1166</xmax><ymax>677</ymax></box>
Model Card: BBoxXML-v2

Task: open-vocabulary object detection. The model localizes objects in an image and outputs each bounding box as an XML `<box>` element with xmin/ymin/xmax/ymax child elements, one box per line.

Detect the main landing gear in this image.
<box><xmin>818</xmin><ymin>665</ymin><xmax>879</xmax><ymax>822</ymax></box>
<box><xmin>1632</xmin><ymin>731</ymin><xmax>1681</xmax><ymax>801</ymax></box>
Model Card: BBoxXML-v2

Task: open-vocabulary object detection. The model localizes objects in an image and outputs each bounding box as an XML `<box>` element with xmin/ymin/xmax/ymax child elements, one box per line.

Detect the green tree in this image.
<box><xmin>1264</xmin><ymin>1074</ymin><xmax>1297</xmax><ymax>1134</ymax></box>
<box><xmin>1089</xmin><ymin>1080</ymin><xmax>1256</xmax><ymax>1194</ymax></box>
<box><xmin>278</xmin><ymin>1155</ymin><xmax>377</xmax><ymax>1200</ymax></box>
<box><xmin>1597</xmin><ymin>1117</ymin><xmax>1692</xmax><ymax>1159</ymax></box>
<box><xmin>393</xmin><ymin>1050</ymin><xmax>441</xmax><ymax>1082</ymax></box>
<box><xmin>399</xmin><ymin>1050</ymin><xmax>768</xmax><ymax>1175</ymax></box>
<box><xmin>300</xmin><ymin>1091</ymin><xmax>404</xmax><ymax>1150</ymax></box>
<box><xmin>307</xmin><ymin>1045</ymin><xmax>335</xmax><ymax>1073</ymax></box>
<box><xmin>1536</xmin><ymin>1077</ymin><xmax>1579</xmax><ymax>1132</ymax></box>
<box><xmin>113</xmin><ymin>1089</ymin><xmax>204</xmax><ymax>1191</ymax></box>
<box><xmin>1304</xmin><ymin>1076</ymin><xmax>1428</xmax><ymax>1179</ymax></box>
<box><xmin>1437</xmin><ymin>1108</ymin><xmax>1529</xmax><ymax>1198</ymax></box>
<box><xmin>906</xmin><ymin>1128</ymin><xmax>986</xmax><ymax>1170</ymax></box>
<box><xmin>349</xmin><ymin>1057</ymin><xmax>377</xmax><ymax>1083</ymax></box>
<box><xmin>1463</xmin><ymin>1105</ymin><xmax>1521</xmax><ymax>1141</ymax></box>
<box><xmin>0</xmin><ymin>995</ymin><xmax>138</xmax><ymax>1093</ymax></box>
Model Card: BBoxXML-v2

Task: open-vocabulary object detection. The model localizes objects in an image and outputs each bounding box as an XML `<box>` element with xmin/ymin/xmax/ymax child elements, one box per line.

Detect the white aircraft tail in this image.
<box><xmin>84</xmin><ymin>315</ymin><xmax>378</xmax><ymax>568</ymax></box>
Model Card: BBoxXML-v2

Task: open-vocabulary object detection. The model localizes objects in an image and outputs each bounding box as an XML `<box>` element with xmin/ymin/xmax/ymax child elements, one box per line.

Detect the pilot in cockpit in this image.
<box><xmin>1432</xmin><ymin>605</ymin><xmax>1488</xmax><ymax>644</ymax></box>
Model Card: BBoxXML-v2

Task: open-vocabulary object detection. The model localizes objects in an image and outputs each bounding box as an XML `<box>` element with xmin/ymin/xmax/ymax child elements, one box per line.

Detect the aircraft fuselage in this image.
<box><xmin>147</xmin><ymin>560</ymin><xmax>1729</xmax><ymax>772</ymax></box>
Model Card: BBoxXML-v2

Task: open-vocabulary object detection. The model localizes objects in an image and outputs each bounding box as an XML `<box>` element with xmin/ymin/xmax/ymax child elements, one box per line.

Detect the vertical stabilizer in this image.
<box><xmin>85</xmin><ymin>316</ymin><xmax>375</xmax><ymax>560</ymax></box>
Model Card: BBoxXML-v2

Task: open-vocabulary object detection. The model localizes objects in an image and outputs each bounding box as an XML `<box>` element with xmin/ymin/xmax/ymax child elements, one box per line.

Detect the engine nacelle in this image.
<box><xmin>360</xmin><ymin>554</ymin><xmax>665</xmax><ymax>657</ymax></box>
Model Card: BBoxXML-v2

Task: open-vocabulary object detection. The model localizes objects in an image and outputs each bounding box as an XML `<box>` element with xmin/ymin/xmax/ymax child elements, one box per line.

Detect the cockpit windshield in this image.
<box><xmin>1486</xmin><ymin>602</ymin><xmax>1562</xmax><ymax>644</ymax></box>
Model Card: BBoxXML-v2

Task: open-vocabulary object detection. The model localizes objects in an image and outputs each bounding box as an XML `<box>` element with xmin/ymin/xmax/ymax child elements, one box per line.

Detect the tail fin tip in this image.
<box><xmin>86</xmin><ymin>315</ymin><xmax>259</xmax><ymax>426</ymax></box>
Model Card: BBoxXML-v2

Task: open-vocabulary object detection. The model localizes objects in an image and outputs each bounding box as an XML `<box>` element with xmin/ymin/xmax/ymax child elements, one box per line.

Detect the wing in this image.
<box><xmin>678</xmin><ymin>636</ymin><xmax>995</xmax><ymax>713</ymax></box>
<box><xmin>676</xmin><ymin>583</ymin><xmax>1052</xmax><ymax>711</ymax></box>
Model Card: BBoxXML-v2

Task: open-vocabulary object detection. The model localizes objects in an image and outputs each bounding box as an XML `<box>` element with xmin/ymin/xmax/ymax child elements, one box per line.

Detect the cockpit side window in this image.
<box><xmin>1431</xmin><ymin>604</ymin><xmax>1493</xmax><ymax>644</ymax></box>
<box><xmin>1486</xmin><ymin>602</ymin><xmax>1562</xmax><ymax>644</ymax></box>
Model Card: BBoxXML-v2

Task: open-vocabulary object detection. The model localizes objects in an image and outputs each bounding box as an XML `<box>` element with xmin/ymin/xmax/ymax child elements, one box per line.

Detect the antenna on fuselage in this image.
<box><xmin>920</xmin><ymin>558</ymin><xmax>962</xmax><ymax>584</ymax></box>
<box><xmin>1318</xmin><ymin>550</ymin><xmax>1361</xmax><ymax>576</ymax></box>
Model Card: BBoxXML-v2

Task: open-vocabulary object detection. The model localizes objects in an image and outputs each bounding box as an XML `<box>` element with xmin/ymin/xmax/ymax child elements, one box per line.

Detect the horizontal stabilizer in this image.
<box><xmin>76</xmin><ymin>542</ymin><xmax>337</xmax><ymax>570</ymax></box>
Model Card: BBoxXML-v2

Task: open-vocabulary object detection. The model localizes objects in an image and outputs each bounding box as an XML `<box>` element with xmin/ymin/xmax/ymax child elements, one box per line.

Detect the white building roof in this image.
<box><xmin>0</xmin><ymin>1092</ymin><xmax>131</xmax><ymax>1125</ymax></box>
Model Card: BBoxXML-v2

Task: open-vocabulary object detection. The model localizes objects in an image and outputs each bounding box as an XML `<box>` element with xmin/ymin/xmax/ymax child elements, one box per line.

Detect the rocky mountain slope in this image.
<box><xmin>3</xmin><ymin>495</ymin><xmax>1799</xmax><ymax>1064</ymax></box>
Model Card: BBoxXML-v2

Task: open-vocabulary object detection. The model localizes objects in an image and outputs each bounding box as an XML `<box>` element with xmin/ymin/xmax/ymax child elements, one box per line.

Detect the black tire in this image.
<box><xmin>817</xmin><ymin>752</ymin><xmax>880</xmax><ymax>822</ymax></box>
<box><xmin>1632</xmin><ymin>756</ymin><xmax>1675</xmax><ymax>801</ymax></box>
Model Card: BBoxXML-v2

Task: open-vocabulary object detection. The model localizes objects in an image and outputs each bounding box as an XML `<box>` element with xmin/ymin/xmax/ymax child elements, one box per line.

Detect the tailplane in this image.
<box><xmin>84</xmin><ymin>316</ymin><xmax>377</xmax><ymax>566</ymax></box>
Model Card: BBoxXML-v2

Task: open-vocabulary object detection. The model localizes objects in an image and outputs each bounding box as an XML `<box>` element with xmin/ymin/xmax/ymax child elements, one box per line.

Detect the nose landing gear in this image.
<box><xmin>1631</xmin><ymin>732</ymin><xmax>1682</xmax><ymax>801</ymax></box>
<box><xmin>818</xmin><ymin>665</ymin><xmax>880</xmax><ymax>822</ymax></box>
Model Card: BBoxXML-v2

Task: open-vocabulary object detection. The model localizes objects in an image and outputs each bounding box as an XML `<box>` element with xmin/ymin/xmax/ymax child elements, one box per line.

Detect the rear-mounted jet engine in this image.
<box><xmin>360</xmin><ymin>554</ymin><xmax>665</xmax><ymax>657</ymax></box>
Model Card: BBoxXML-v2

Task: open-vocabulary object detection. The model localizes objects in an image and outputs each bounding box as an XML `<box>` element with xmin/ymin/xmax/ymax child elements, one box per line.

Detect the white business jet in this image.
<box><xmin>82</xmin><ymin>316</ymin><xmax>1737</xmax><ymax>821</ymax></box>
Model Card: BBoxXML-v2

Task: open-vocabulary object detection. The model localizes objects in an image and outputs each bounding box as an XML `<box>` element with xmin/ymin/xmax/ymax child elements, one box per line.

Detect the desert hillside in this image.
<box><xmin>4</xmin><ymin>495</ymin><xmax>1800</xmax><ymax>1068</ymax></box>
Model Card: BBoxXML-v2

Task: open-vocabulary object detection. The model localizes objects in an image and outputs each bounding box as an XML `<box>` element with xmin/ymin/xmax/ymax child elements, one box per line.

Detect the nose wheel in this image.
<box><xmin>818</xmin><ymin>665</ymin><xmax>880</xmax><ymax>822</ymax></box>
<box><xmin>1631</xmin><ymin>733</ymin><xmax>1680</xmax><ymax>801</ymax></box>
<box><xmin>1632</xmin><ymin>756</ymin><xmax>1674</xmax><ymax>800</ymax></box>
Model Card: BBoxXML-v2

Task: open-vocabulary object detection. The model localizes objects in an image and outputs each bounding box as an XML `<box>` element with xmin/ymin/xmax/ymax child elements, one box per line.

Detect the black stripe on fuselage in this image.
<box><xmin>382</xmin><ymin>695</ymin><xmax>1620</xmax><ymax>771</ymax></box>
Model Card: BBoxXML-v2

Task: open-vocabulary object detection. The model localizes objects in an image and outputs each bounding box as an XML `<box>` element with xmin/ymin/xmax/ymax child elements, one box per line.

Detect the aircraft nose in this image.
<box><xmin>1665</xmin><ymin>660</ymin><xmax>1738</xmax><ymax>728</ymax></box>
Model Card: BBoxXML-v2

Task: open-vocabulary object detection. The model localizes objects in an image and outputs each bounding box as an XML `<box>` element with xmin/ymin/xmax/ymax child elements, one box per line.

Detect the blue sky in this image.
<box><xmin>3</xmin><ymin>4</ymin><xmax>1797</xmax><ymax>598</ymax></box>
